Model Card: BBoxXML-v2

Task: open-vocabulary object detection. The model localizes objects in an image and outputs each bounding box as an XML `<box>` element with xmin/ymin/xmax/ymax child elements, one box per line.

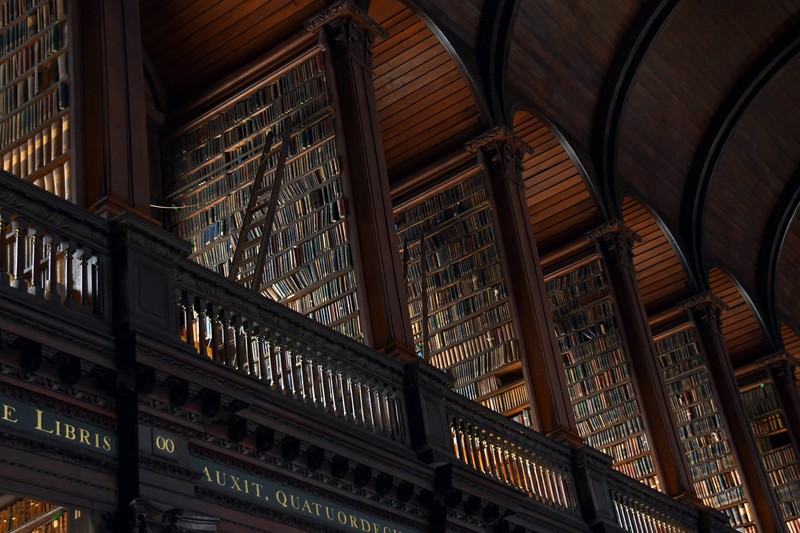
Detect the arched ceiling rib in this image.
<box><xmin>758</xmin><ymin>168</ymin><xmax>800</xmax><ymax>331</ymax></box>
<box><xmin>593</xmin><ymin>0</ymin><xmax>681</xmax><ymax>216</ymax></box>
<box><xmin>617</xmin><ymin>1</ymin><xmax>798</xmax><ymax>248</ymax></box>
<box><xmin>709</xmin><ymin>267</ymin><xmax>772</xmax><ymax>365</ymax></box>
<box><xmin>686</xmin><ymin>22</ymin><xmax>800</xmax><ymax>288</ymax></box>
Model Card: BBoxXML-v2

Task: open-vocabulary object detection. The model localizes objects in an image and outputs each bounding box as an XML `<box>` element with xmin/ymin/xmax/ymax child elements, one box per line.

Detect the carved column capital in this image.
<box><xmin>585</xmin><ymin>219</ymin><xmax>641</xmax><ymax>263</ymax></box>
<box><xmin>305</xmin><ymin>1</ymin><xmax>387</xmax><ymax>67</ymax></box>
<box><xmin>465</xmin><ymin>126</ymin><xmax>533</xmax><ymax>186</ymax></box>
<box><xmin>678</xmin><ymin>291</ymin><xmax>728</xmax><ymax>334</ymax></box>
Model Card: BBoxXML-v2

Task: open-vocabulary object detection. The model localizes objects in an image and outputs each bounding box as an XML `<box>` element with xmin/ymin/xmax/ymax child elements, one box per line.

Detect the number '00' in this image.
<box><xmin>155</xmin><ymin>435</ymin><xmax>175</xmax><ymax>453</ymax></box>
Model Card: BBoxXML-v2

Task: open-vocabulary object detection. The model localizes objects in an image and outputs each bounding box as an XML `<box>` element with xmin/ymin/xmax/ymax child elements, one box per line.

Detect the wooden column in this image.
<box><xmin>76</xmin><ymin>0</ymin><xmax>152</xmax><ymax>218</ymax></box>
<box><xmin>466</xmin><ymin>126</ymin><xmax>579</xmax><ymax>441</ymax></box>
<box><xmin>682</xmin><ymin>293</ymin><xmax>787</xmax><ymax>532</ymax></box>
<box><xmin>306</xmin><ymin>2</ymin><xmax>415</xmax><ymax>360</ymax></box>
<box><xmin>588</xmin><ymin>221</ymin><xmax>696</xmax><ymax>500</ymax></box>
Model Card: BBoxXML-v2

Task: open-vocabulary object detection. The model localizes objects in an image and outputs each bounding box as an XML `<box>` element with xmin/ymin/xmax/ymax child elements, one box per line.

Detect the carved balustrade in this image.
<box><xmin>174</xmin><ymin>259</ymin><xmax>408</xmax><ymax>443</ymax></box>
<box><xmin>0</xmin><ymin>170</ymin><xmax>109</xmax><ymax>319</ymax></box>
<box><xmin>444</xmin><ymin>391</ymin><xmax>579</xmax><ymax>513</ymax></box>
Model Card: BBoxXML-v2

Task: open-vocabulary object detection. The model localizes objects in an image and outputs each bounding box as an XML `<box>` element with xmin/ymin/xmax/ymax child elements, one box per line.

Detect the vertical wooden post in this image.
<box><xmin>684</xmin><ymin>294</ymin><xmax>788</xmax><ymax>532</ymax></box>
<box><xmin>588</xmin><ymin>220</ymin><xmax>696</xmax><ymax>500</ymax></box>
<box><xmin>76</xmin><ymin>0</ymin><xmax>152</xmax><ymax>218</ymax></box>
<box><xmin>466</xmin><ymin>126</ymin><xmax>580</xmax><ymax>442</ymax></box>
<box><xmin>768</xmin><ymin>357</ymin><xmax>800</xmax><ymax>450</ymax></box>
<box><xmin>306</xmin><ymin>1</ymin><xmax>415</xmax><ymax>361</ymax></box>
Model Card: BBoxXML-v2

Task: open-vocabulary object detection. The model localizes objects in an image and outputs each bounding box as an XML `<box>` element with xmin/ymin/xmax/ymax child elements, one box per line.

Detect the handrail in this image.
<box><xmin>0</xmin><ymin>170</ymin><xmax>110</xmax><ymax>320</ymax></box>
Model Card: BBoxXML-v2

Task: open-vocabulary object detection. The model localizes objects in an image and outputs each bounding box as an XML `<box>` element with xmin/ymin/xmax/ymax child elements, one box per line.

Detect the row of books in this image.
<box><xmin>479</xmin><ymin>383</ymin><xmax>527</xmax><ymax>413</ymax></box>
<box><xmin>563</xmin><ymin>346</ymin><xmax>626</xmax><ymax>380</ymax></box>
<box><xmin>409</xmin><ymin>263</ymin><xmax>505</xmax><ymax>315</ymax></box>
<box><xmin>428</xmin><ymin>323</ymin><xmax>516</xmax><ymax>370</ymax></box>
<box><xmin>427</xmin><ymin>305</ymin><xmax>513</xmax><ymax>352</ymax></box>
<box><xmin>425</xmin><ymin>290</ymin><xmax>509</xmax><ymax>334</ymax></box>
<box><xmin>394</xmin><ymin>173</ymin><xmax>485</xmax><ymax>233</ymax></box>
<box><xmin>0</xmin><ymin>78</ymin><xmax>66</xmax><ymax>145</ymax></box>
<box><xmin>409</xmin><ymin>223</ymin><xmax>496</xmax><ymax>275</ymax></box>
<box><xmin>510</xmin><ymin>407</ymin><xmax>534</xmax><ymax>428</ymax></box>
<box><xmin>689</xmin><ymin>453</ymin><xmax>737</xmax><ymax>480</ymax></box>
<box><xmin>166</xmin><ymin>55</ymin><xmax>326</xmax><ymax>158</ymax></box>
<box><xmin>447</xmin><ymin>342</ymin><xmax>520</xmax><ymax>386</ymax></box>
<box><xmin>174</xmin><ymin>139</ymin><xmax>340</xmax><ymax>251</ymax></box>
<box><xmin>455</xmin><ymin>374</ymin><xmax>501</xmax><ymax>400</ymax></box>
<box><xmin>406</xmin><ymin>243</ymin><xmax>500</xmax><ymax>294</ymax></box>
<box><xmin>575</xmin><ymin>399</ymin><xmax>638</xmax><ymax>434</ymax></box>
<box><xmin>403</xmin><ymin>197</ymin><xmax>492</xmax><ymax>257</ymax></box>
<box><xmin>552</xmin><ymin>299</ymin><xmax>614</xmax><ymax>337</ymax></box>
<box><xmin>1</xmin><ymin>0</ymin><xmax>64</xmax><ymax>27</ymax></box>
<box><xmin>566</xmin><ymin>362</ymin><xmax>632</xmax><ymax>401</ymax></box>
<box><xmin>0</xmin><ymin>36</ymin><xmax>66</xmax><ymax>98</ymax></box>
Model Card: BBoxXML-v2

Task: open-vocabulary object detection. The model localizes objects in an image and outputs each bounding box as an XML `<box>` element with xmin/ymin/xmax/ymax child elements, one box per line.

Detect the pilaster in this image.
<box><xmin>305</xmin><ymin>1</ymin><xmax>415</xmax><ymax>361</ymax></box>
<box><xmin>466</xmin><ymin>126</ymin><xmax>580</xmax><ymax>442</ymax></box>
<box><xmin>588</xmin><ymin>220</ymin><xmax>696</xmax><ymax>500</ymax></box>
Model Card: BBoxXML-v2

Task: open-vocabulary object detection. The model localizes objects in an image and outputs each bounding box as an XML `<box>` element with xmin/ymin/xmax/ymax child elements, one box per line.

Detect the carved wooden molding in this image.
<box><xmin>585</xmin><ymin>219</ymin><xmax>641</xmax><ymax>244</ymax></box>
<box><xmin>464</xmin><ymin>126</ymin><xmax>533</xmax><ymax>156</ymax></box>
<box><xmin>304</xmin><ymin>1</ymin><xmax>388</xmax><ymax>40</ymax></box>
<box><xmin>677</xmin><ymin>291</ymin><xmax>729</xmax><ymax>313</ymax></box>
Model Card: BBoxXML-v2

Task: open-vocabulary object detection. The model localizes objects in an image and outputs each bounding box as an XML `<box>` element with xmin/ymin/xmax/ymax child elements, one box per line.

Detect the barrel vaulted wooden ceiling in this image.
<box><xmin>138</xmin><ymin>0</ymin><xmax>800</xmax><ymax>368</ymax></box>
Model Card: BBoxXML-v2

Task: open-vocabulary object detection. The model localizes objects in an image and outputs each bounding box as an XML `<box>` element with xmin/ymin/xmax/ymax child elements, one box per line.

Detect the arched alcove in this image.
<box><xmin>621</xmin><ymin>196</ymin><xmax>694</xmax><ymax>315</ymax></box>
<box><xmin>512</xmin><ymin>109</ymin><xmax>603</xmax><ymax>252</ymax></box>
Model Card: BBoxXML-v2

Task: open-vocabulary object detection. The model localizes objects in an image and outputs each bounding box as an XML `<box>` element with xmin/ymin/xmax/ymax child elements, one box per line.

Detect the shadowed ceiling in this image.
<box><xmin>138</xmin><ymin>0</ymin><xmax>800</xmax><ymax>366</ymax></box>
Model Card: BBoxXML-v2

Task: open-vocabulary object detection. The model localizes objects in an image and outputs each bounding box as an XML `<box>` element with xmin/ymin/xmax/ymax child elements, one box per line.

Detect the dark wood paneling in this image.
<box><xmin>515</xmin><ymin>112</ymin><xmax>601</xmax><ymax>251</ymax></box>
<box><xmin>622</xmin><ymin>198</ymin><xmax>691</xmax><ymax>314</ymax></box>
<box><xmin>709</xmin><ymin>267</ymin><xmax>770</xmax><ymax>363</ymax></box>
<box><xmin>371</xmin><ymin>0</ymin><xmax>483</xmax><ymax>180</ymax></box>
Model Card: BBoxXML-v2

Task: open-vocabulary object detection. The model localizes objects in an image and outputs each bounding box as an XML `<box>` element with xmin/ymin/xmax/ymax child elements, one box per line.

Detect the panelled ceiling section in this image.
<box><xmin>514</xmin><ymin>111</ymin><xmax>602</xmax><ymax>253</ymax></box>
<box><xmin>369</xmin><ymin>0</ymin><xmax>483</xmax><ymax>181</ymax></box>
<box><xmin>622</xmin><ymin>197</ymin><xmax>692</xmax><ymax>316</ymax></box>
<box><xmin>139</xmin><ymin>0</ymin><xmax>327</xmax><ymax>105</ymax></box>
<box><xmin>138</xmin><ymin>0</ymin><xmax>800</xmax><ymax>354</ymax></box>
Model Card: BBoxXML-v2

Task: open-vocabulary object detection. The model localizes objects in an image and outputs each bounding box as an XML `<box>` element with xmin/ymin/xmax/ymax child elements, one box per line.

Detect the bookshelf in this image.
<box><xmin>164</xmin><ymin>49</ymin><xmax>363</xmax><ymax>341</ymax></box>
<box><xmin>0</xmin><ymin>497</ymin><xmax>67</xmax><ymax>532</ymax></box>
<box><xmin>740</xmin><ymin>378</ymin><xmax>800</xmax><ymax>532</ymax></box>
<box><xmin>654</xmin><ymin>325</ymin><xmax>754</xmax><ymax>531</ymax></box>
<box><xmin>545</xmin><ymin>257</ymin><xmax>661</xmax><ymax>490</ymax></box>
<box><xmin>0</xmin><ymin>0</ymin><xmax>70</xmax><ymax>199</ymax></box>
<box><xmin>394</xmin><ymin>170</ymin><xmax>531</xmax><ymax>426</ymax></box>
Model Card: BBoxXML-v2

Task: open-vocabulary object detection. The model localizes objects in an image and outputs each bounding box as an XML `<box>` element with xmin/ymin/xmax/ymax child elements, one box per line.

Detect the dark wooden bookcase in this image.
<box><xmin>653</xmin><ymin>322</ymin><xmax>754</xmax><ymax>531</ymax></box>
<box><xmin>163</xmin><ymin>46</ymin><xmax>363</xmax><ymax>341</ymax></box>
<box><xmin>393</xmin><ymin>166</ymin><xmax>533</xmax><ymax>427</ymax></box>
<box><xmin>0</xmin><ymin>0</ymin><xmax>70</xmax><ymax>199</ymax></box>
<box><xmin>739</xmin><ymin>373</ymin><xmax>800</xmax><ymax>531</ymax></box>
<box><xmin>544</xmin><ymin>253</ymin><xmax>661</xmax><ymax>489</ymax></box>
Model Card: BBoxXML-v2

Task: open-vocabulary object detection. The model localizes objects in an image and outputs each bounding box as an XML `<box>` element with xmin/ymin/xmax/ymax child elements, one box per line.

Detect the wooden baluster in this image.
<box><xmin>0</xmin><ymin>214</ymin><xmax>8</xmax><ymax>286</ymax></box>
<box><xmin>182</xmin><ymin>291</ymin><xmax>195</xmax><ymax>349</ymax></box>
<box><xmin>283</xmin><ymin>337</ymin><xmax>295</xmax><ymax>394</ymax></box>
<box><xmin>241</xmin><ymin>320</ymin><xmax>254</xmax><ymax>375</ymax></box>
<box><xmin>28</xmin><ymin>226</ymin><xmax>43</xmax><ymax>296</ymax></box>
<box><xmin>196</xmin><ymin>298</ymin><xmax>209</xmax><ymax>357</ymax></box>
<box><xmin>77</xmin><ymin>250</ymin><xmax>89</xmax><ymax>309</ymax></box>
<box><xmin>63</xmin><ymin>243</ymin><xmax>75</xmax><ymax>308</ymax></box>
<box><xmin>11</xmin><ymin>219</ymin><xmax>28</xmax><ymax>290</ymax></box>
<box><xmin>45</xmin><ymin>233</ymin><xmax>60</xmax><ymax>303</ymax></box>
<box><xmin>220</xmin><ymin>310</ymin><xmax>233</xmax><ymax>367</ymax></box>
<box><xmin>253</xmin><ymin>326</ymin><xmax>267</xmax><ymax>381</ymax></box>
<box><xmin>268</xmin><ymin>330</ymin><xmax>280</xmax><ymax>389</ymax></box>
<box><xmin>93</xmin><ymin>258</ymin><xmax>104</xmax><ymax>317</ymax></box>
<box><xmin>339</xmin><ymin>373</ymin><xmax>349</xmax><ymax>418</ymax></box>
<box><xmin>209</xmin><ymin>304</ymin><xmax>223</xmax><ymax>363</ymax></box>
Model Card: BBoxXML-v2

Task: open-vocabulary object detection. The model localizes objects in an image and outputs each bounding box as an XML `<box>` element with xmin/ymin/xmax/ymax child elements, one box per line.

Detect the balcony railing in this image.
<box><xmin>0</xmin><ymin>170</ymin><xmax>109</xmax><ymax>320</ymax></box>
<box><xmin>445</xmin><ymin>394</ymin><xmax>578</xmax><ymax>513</ymax></box>
<box><xmin>174</xmin><ymin>259</ymin><xmax>408</xmax><ymax>443</ymax></box>
<box><xmin>0</xmin><ymin>169</ymin><xmax>735</xmax><ymax>533</ymax></box>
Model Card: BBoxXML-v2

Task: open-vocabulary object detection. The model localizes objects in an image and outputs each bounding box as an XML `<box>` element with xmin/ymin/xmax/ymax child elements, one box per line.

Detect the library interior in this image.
<box><xmin>1</xmin><ymin>0</ymin><xmax>799</xmax><ymax>531</ymax></box>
